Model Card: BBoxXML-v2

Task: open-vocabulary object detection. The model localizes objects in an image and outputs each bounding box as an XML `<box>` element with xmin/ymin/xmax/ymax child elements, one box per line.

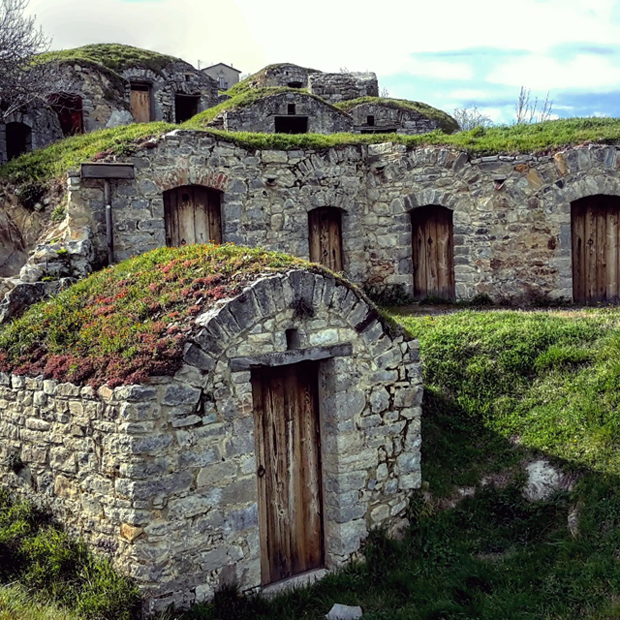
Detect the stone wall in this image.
<box><xmin>0</xmin><ymin>269</ymin><xmax>422</xmax><ymax>613</ymax></box>
<box><xmin>309</xmin><ymin>73</ymin><xmax>379</xmax><ymax>103</ymax></box>
<box><xmin>348</xmin><ymin>102</ymin><xmax>443</xmax><ymax>135</ymax></box>
<box><xmin>17</xmin><ymin>132</ymin><xmax>620</xmax><ymax>304</ymax></box>
<box><xmin>213</xmin><ymin>92</ymin><xmax>354</xmax><ymax>134</ymax></box>
<box><xmin>121</xmin><ymin>62</ymin><xmax>218</xmax><ymax>124</ymax></box>
<box><xmin>245</xmin><ymin>64</ymin><xmax>319</xmax><ymax>89</ymax></box>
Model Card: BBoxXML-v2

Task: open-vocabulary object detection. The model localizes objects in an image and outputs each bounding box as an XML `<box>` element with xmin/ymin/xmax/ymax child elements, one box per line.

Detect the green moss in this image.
<box><xmin>334</xmin><ymin>96</ymin><xmax>459</xmax><ymax>133</ymax></box>
<box><xmin>0</xmin><ymin>245</ymin><xmax>309</xmax><ymax>387</ymax></box>
<box><xmin>37</xmin><ymin>43</ymin><xmax>179</xmax><ymax>75</ymax></box>
<box><xmin>183</xmin><ymin>87</ymin><xmax>347</xmax><ymax>129</ymax></box>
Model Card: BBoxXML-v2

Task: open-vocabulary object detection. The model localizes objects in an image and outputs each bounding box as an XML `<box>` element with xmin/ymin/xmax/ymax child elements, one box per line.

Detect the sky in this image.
<box><xmin>24</xmin><ymin>0</ymin><xmax>620</xmax><ymax>124</ymax></box>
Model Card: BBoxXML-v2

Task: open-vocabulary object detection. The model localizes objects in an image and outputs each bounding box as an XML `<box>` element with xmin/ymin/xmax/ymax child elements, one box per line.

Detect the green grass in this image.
<box><xmin>0</xmin><ymin>244</ymin><xmax>308</xmax><ymax>387</ymax></box>
<box><xmin>0</xmin><ymin>492</ymin><xmax>139</xmax><ymax>620</ymax></box>
<box><xmin>334</xmin><ymin>96</ymin><xmax>459</xmax><ymax>133</ymax></box>
<box><xmin>37</xmin><ymin>43</ymin><xmax>179</xmax><ymax>75</ymax></box>
<box><xmin>4</xmin><ymin>117</ymin><xmax>620</xmax><ymax>190</ymax></box>
<box><xmin>0</xmin><ymin>122</ymin><xmax>174</xmax><ymax>185</ymax></box>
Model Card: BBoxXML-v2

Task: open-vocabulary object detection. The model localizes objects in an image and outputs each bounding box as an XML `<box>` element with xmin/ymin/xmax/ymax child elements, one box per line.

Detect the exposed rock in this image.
<box><xmin>523</xmin><ymin>459</ymin><xmax>575</xmax><ymax>502</ymax></box>
<box><xmin>326</xmin><ymin>604</ymin><xmax>364</xmax><ymax>620</ymax></box>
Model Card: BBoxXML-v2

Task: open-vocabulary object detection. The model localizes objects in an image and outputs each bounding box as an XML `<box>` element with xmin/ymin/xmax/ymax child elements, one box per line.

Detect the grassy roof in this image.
<box><xmin>335</xmin><ymin>96</ymin><xmax>459</xmax><ymax>134</ymax></box>
<box><xmin>0</xmin><ymin>245</ymin><xmax>313</xmax><ymax>387</ymax></box>
<box><xmin>37</xmin><ymin>43</ymin><xmax>181</xmax><ymax>75</ymax></box>
<box><xmin>225</xmin><ymin>63</ymin><xmax>320</xmax><ymax>97</ymax></box>
<box><xmin>184</xmin><ymin>86</ymin><xmax>350</xmax><ymax>129</ymax></box>
<box><xmin>4</xmin><ymin>117</ymin><xmax>620</xmax><ymax>188</ymax></box>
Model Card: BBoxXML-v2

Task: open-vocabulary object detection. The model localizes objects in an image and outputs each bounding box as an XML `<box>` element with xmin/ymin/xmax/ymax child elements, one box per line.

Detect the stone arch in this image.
<box><xmin>541</xmin><ymin>170</ymin><xmax>620</xmax><ymax>299</ymax></box>
<box><xmin>177</xmin><ymin>269</ymin><xmax>422</xmax><ymax>598</ymax></box>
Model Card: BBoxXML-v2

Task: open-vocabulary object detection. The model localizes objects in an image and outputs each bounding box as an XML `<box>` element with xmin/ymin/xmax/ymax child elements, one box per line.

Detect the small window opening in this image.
<box><xmin>288</xmin><ymin>104</ymin><xmax>296</xmax><ymax>115</ymax></box>
<box><xmin>275</xmin><ymin>116</ymin><xmax>308</xmax><ymax>134</ymax></box>
<box><xmin>218</xmin><ymin>76</ymin><xmax>227</xmax><ymax>89</ymax></box>
<box><xmin>288</xmin><ymin>81</ymin><xmax>303</xmax><ymax>88</ymax></box>
<box><xmin>286</xmin><ymin>329</ymin><xmax>301</xmax><ymax>350</ymax></box>
<box><xmin>367</xmin><ymin>115</ymin><xmax>375</xmax><ymax>126</ymax></box>
<box><xmin>130</xmin><ymin>83</ymin><xmax>150</xmax><ymax>92</ymax></box>
<box><xmin>175</xmin><ymin>94</ymin><xmax>200</xmax><ymax>124</ymax></box>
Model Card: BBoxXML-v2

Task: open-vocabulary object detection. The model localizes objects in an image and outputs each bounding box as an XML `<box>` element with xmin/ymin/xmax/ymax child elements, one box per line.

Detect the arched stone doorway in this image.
<box><xmin>163</xmin><ymin>185</ymin><xmax>222</xmax><ymax>246</ymax></box>
<box><xmin>571</xmin><ymin>194</ymin><xmax>620</xmax><ymax>303</ymax></box>
<box><xmin>49</xmin><ymin>93</ymin><xmax>84</xmax><ymax>136</ymax></box>
<box><xmin>411</xmin><ymin>205</ymin><xmax>455</xmax><ymax>300</ymax></box>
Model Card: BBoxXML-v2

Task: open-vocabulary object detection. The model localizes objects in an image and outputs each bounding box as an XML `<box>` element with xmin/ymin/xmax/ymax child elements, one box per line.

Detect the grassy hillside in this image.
<box><xmin>4</xmin><ymin>117</ymin><xmax>620</xmax><ymax>190</ymax></box>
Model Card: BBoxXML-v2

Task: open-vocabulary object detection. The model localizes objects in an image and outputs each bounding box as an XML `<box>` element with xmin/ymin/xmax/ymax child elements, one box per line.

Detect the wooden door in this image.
<box><xmin>308</xmin><ymin>208</ymin><xmax>343</xmax><ymax>271</ymax></box>
<box><xmin>130</xmin><ymin>85</ymin><xmax>151</xmax><ymax>123</ymax></box>
<box><xmin>164</xmin><ymin>186</ymin><xmax>222</xmax><ymax>246</ymax></box>
<box><xmin>572</xmin><ymin>195</ymin><xmax>620</xmax><ymax>303</ymax></box>
<box><xmin>252</xmin><ymin>362</ymin><xmax>324</xmax><ymax>586</ymax></box>
<box><xmin>412</xmin><ymin>205</ymin><xmax>455</xmax><ymax>300</ymax></box>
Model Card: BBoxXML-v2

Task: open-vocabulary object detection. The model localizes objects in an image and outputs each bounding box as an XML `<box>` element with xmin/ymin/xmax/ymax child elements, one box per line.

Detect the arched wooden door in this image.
<box><xmin>164</xmin><ymin>185</ymin><xmax>222</xmax><ymax>246</ymax></box>
<box><xmin>572</xmin><ymin>195</ymin><xmax>620</xmax><ymax>303</ymax></box>
<box><xmin>411</xmin><ymin>205</ymin><xmax>455</xmax><ymax>300</ymax></box>
<box><xmin>308</xmin><ymin>207</ymin><xmax>343</xmax><ymax>271</ymax></box>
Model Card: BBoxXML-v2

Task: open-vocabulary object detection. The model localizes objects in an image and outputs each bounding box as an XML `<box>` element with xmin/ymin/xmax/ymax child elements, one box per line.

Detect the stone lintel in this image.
<box><xmin>229</xmin><ymin>343</ymin><xmax>353</xmax><ymax>371</ymax></box>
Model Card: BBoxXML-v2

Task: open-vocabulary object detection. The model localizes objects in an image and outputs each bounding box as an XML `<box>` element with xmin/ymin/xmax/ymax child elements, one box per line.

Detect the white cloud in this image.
<box><xmin>488</xmin><ymin>53</ymin><xmax>620</xmax><ymax>90</ymax></box>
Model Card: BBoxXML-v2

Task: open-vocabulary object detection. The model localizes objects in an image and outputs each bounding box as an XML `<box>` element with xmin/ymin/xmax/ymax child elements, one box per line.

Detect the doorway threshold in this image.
<box><xmin>262</xmin><ymin>568</ymin><xmax>329</xmax><ymax>598</ymax></box>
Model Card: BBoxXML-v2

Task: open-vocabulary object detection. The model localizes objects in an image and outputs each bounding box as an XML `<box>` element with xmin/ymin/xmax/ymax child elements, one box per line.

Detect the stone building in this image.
<box><xmin>201</xmin><ymin>63</ymin><xmax>242</xmax><ymax>90</ymax></box>
<box><xmin>236</xmin><ymin>63</ymin><xmax>320</xmax><ymax>90</ymax></box>
<box><xmin>207</xmin><ymin>90</ymin><xmax>354</xmax><ymax>134</ymax></box>
<box><xmin>341</xmin><ymin>98</ymin><xmax>459</xmax><ymax>135</ymax></box>
<box><xmin>18</xmin><ymin>133</ymin><xmax>620</xmax><ymax>309</ymax></box>
<box><xmin>308</xmin><ymin>72</ymin><xmax>379</xmax><ymax>104</ymax></box>
<box><xmin>0</xmin><ymin>265</ymin><xmax>423</xmax><ymax>612</ymax></box>
<box><xmin>0</xmin><ymin>45</ymin><xmax>218</xmax><ymax>163</ymax></box>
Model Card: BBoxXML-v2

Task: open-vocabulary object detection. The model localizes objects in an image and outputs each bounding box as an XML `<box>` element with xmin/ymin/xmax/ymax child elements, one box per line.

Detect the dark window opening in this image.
<box><xmin>130</xmin><ymin>83</ymin><xmax>150</xmax><ymax>92</ymax></box>
<box><xmin>175</xmin><ymin>94</ymin><xmax>200</xmax><ymax>123</ymax></box>
<box><xmin>288</xmin><ymin>104</ymin><xmax>296</xmax><ymax>115</ymax></box>
<box><xmin>49</xmin><ymin>93</ymin><xmax>84</xmax><ymax>136</ymax></box>
<box><xmin>287</xmin><ymin>81</ymin><xmax>303</xmax><ymax>88</ymax></box>
<box><xmin>275</xmin><ymin>116</ymin><xmax>308</xmax><ymax>134</ymax></box>
<box><xmin>367</xmin><ymin>115</ymin><xmax>375</xmax><ymax>126</ymax></box>
<box><xmin>286</xmin><ymin>329</ymin><xmax>301</xmax><ymax>350</ymax></box>
<box><xmin>6</xmin><ymin>122</ymin><xmax>31</xmax><ymax>161</ymax></box>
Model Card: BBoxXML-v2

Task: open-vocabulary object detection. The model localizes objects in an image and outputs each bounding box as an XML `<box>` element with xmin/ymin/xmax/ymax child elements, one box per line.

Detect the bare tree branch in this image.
<box><xmin>453</xmin><ymin>106</ymin><xmax>493</xmax><ymax>131</ymax></box>
<box><xmin>515</xmin><ymin>86</ymin><xmax>554</xmax><ymax>124</ymax></box>
<box><xmin>0</xmin><ymin>0</ymin><xmax>58</xmax><ymax>121</ymax></box>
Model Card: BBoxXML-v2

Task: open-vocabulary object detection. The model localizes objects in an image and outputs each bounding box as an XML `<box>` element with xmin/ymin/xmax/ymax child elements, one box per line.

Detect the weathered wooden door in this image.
<box><xmin>252</xmin><ymin>362</ymin><xmax>324</xmax><ymax>585</ymax></box>
<box><xmin>412</xmin><ymin>205</ymin><xmax>455</xmax><ymax>300</ymax></box>
<box><xmin>164</xmin><ymin>186</ymin><xmax>222</xmax><ymax>246</ymax></box>
<box><xmin>130</xmin><ymin>84</ymin><xmax>151</xmax><ymax>123</ymax></box>
<box><xmin>572</xmin><ymin>195</ymin><xmax>620</xmax><ymax>303</ymax></box>
<box><xmin>308</xmin><ymin>208</ymin><xmax>343</xmax><ymax>271</ymax></box>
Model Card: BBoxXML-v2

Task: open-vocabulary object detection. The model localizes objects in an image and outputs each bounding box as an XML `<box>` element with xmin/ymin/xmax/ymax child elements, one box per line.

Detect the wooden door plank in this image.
<box><xmin>252</xmin><ymin>374</ymin><xmax>272</xmax><ymax>585</ymax></box>
<box><xmin>585</xmin><ymin>201</ymin><xmax>597</xmax><ymax>302</ymax></box>
<box><xmin>207</xmin><ymin>190</ymin><xmax>223</xmax><ymax>244</ymax></box>
<box><xmin>427</xmin><ymin>214</ymin><xmax>439</xmax><ymax>297</ymax></box>
<box><xmin>130</xmin><ymin>89</ymin><xmax>151</xmax><ymax>123</ymax></box>
<box><xmin>606</xmin><ymin>198</ymin><xmax>618</xmax><ymax>300</ymax></box>
<box><xmin>412</xmin><ymin>210</ymin><xmax>427</xmax><ymax>299</ymax></box>
<box><xmin>595</xmin><ymin>198</ymin><xmax>607</xmax><ymax>301</ymax></box>
<box><xmin>571</xmin><ymin>202</ymin><xmax>585</xmax><ymax>304</ymax></box>
<box><xmin>308</xmin><ymin>210</ymin><xmax>321</xmax><ymax>264</ymax></box>
<box><xmin>192</xmin><ymin>187</ymin><xmax>209</xmax><ymax>245</ymax></box>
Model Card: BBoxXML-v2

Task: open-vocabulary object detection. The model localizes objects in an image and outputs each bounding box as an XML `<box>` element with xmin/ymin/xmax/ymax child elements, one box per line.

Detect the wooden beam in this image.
<box><xmin>81</xmin><ymin>163</ymin><xmax>136</xmax><ymax>180</ymax></box>
<box><xmin>230</xmin><ymin>343</ymin><xmax>352</xmax><ymax>371</ymax></box>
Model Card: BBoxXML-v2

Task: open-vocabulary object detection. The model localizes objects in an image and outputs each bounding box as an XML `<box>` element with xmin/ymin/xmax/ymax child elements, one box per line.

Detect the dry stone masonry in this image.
<box><xmin>17</xmin><ymin>133</ymin><xmax>620</xmax><ymax>313</ymax></box>
<box><xmin>309</xmin><ymin>73</ymin><xmax>379</xmax><ymax>103</ymax></box>
<box><xmin>0</xmin><ymin>268</ymin><xmax>422</xmax><ymax>613</ymax></box>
